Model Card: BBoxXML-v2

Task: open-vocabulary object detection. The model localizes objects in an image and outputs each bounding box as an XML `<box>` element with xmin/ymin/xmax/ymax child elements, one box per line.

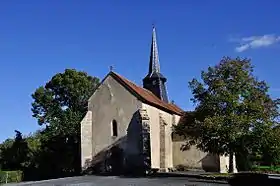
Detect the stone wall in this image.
<box><xmin>142</xmin><ymin>103</ymin><xmax>178</xmax><ymax>170</ymax></box>
<box><xmin>81</xmin><ymin>111</ymin><xmax>93</xmax><ymax>170</ymax></box>
<box><xmin>171</xmin><ymin>133</ymin><xmax>237</xmax><ymax>172</ymax></box>
<box><xmin>172</xmin><ymin>140</ymin><xmax>220</xmax><ymax>171</ymax></box>
<box><xmin>81</xmin><ymin>75</ymin><xmax>142</xmax><ymax>171</ymax></box>
<box><xmin>159</xmin><ymin>114</ymin><xmax>166</xmax><ymax>169</ymax></box>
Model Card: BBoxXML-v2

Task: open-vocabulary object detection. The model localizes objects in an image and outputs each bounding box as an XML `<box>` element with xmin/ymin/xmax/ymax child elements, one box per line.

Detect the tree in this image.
<box><xmin>174</xmin><ymin>57</ymin><xmax>280</xmax><ymax>172</ymax></box>
<box><xmin>251</xmin><ymin>125</ymin><xmax>280</xmax><ymax>166</ymax></box>
<box><xmin>31</xmin><ymin>69</ymin><xmax>99</xmax><ymax>176</ymax></box>
<box><xmin>0</xmin><ymin>138</ymin><xmax>15</xmax><ymax>170</ymax></box>
<box><xmin>32</xmin><ymin>69</ymin><xmax>99</xmax><ymax>130</ymax></box>
<box><xmin>0</xmin><ymin>131</ymin><xmax>29</xmax><ymax>170</ymax></box>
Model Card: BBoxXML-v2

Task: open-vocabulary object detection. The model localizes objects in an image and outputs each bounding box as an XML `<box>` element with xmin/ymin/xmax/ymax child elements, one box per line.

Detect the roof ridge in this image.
<box><xmin>111</xmin><ymin>71</ymin><xmax>166</xmax><ymax>102</ymax></box>
<box><xmin>110</xmin><ymin>71</ymin><xmax>183</xmax><ymax>115</ymax></box>
<box><xmin>111</xmin><ymin>72</ymin><xmax>140</xmax><ymax>89</ymax></box>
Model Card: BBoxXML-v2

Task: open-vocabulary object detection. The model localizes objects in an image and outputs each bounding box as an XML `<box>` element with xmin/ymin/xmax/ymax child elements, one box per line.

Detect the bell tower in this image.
<box><xmin>143</xmin><ymin>26</ymin><xmax>169</xmax><ymax>103</ymax></box>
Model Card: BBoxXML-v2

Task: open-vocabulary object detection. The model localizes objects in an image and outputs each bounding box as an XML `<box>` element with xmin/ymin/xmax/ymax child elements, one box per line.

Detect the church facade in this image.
<box><xmin>80</xmin><ymin>27</ymin><xmax>236</xmax><ymax>174</ymax></box>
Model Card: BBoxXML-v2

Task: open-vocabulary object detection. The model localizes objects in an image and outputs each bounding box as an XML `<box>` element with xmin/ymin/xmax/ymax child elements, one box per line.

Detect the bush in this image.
<box><xmin>251</xmin><ymin>165</ymin><xmax>280</xmax><ymax>174</ymax></box>
<box><xmin>228</xmin><ymin>172</ymin><xmax>269</xmax><ymax>186</ymax></box>
<box><xmin>0</xmin><ymin>171</ymin><xmax>23</xmax><ymax>183</ymax></box>
<box><xmin>175</xmin><ymin>164</ymin><xmax>189</xmax><ymax>171</ymax></box>
<box><xmin>236</xmin><ymin>153</ymin><xmax>254</xmax><ymax>171</ymax></box>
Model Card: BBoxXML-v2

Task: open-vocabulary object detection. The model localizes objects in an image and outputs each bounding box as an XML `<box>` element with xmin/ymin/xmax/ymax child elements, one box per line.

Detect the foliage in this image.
<box><xmin>0</xmin><ymin>170</ymin><xmax>23</xmax><ymax>183</ymax></box>
<box><xmin>30</xmin><ymin>69</ymin><xmax>99</xmax><ymax>179</ymax></box>
<box><xmin>29</xmin><ymin>69</ymin><xmax>99</xmax><ymax>177</ymax></box>
<box><xmin>0</xmin><ymin>69</ymin><xmax>99</xmax><ymax>181</ymax></box>
<box><xmin>174</xmin><ymin>57</ymin><xmax>280</xmax><ymax>171</ymax></box>
<box><xmin>0</xmin><ymin>131</ymin><xmax>29</xmax><ymax>170</ymax></box>
<box><xmin>252</xmin><ymin>165</ymin><xmax>280</xmax><ymax>173</ymax></box>
<box><xmin>251</xmin><ymin>125</ymin><xmax>280</xmax><ymax>166</ymax></box>
<box><xmin>175</xmin><ymin>164</ymin><xmax>190</xmax><ymax>171</ymax></box>
<box><xmin>31</xmin><ymin>69</ymin><xmax>99</xmax><ymax>132</ymax></box>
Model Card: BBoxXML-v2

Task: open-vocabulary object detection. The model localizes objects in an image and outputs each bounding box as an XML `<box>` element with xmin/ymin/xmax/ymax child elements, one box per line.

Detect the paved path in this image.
<box><xmin>4</xmin><ymin>175</ymin><xmax>229</xmax><ymax>186</ymax></box>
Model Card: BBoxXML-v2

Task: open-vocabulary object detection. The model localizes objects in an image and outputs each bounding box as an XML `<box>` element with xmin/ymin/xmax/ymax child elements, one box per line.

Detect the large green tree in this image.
<box><xmin>32</xmin><ymin>69</ymin><xmax>99</xmax><ymax>133</ymax></box>
<box><xmin>174</xmin><ymin>57</ymin><xmax>280</xmax><ymax>172</ymax></box>
<box><xmin>31</xmin><ymin>69</ymin><xmax>99</xmax><ymax>176</ymax></box>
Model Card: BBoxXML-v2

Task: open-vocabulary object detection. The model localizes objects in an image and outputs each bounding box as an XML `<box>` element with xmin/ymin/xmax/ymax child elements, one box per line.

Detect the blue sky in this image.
<box><xmin>0</xmin><ymin>0</ymin><xmax>280</xmax><ymax>142</ymax></box>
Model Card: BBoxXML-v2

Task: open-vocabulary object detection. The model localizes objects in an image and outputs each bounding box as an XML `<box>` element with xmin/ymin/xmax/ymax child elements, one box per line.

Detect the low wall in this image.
<box><xmin>172</xmin><ymin>134</ymin><xmax>220</xmax><ymax>172</ymax></box>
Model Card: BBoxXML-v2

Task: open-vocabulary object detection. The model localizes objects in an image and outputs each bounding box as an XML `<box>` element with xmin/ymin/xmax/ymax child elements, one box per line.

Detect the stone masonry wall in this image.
<box><xmin>159</xmin><ymin>113</ymin><xmax>166</xmax><ymax>169</ymax></box>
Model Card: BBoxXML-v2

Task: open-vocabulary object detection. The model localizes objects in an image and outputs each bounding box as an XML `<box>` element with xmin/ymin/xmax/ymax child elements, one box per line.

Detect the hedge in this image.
<box><xmin>251</xmin><ymin>165</ymin><xmax>280</xmax><ymax>174</ymax></box>
<box><xmin>0</xmin><ymin>170</ymin><xmax>23</xmax><ymax>184</ymax></box>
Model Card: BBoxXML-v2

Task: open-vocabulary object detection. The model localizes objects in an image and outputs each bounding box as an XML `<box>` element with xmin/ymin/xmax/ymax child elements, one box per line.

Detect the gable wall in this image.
<box><xmin>81</xmin><ymin>75</ymin><xmax>142</xmax><ymax>169</ymax></box>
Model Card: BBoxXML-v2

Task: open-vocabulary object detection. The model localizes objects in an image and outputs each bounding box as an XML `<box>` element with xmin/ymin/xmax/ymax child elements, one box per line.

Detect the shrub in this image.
<box><xmin>175</xmin><ymin>164</ymin><xmax>189</xmax><ymax>171</ymax></box>
<box><xmin>0</xmin><ymin>170</ymin><xmax>23</xmax><ymax>183</ymax></box>
<box><xmin>251</xmin><ymin>165</ymin><xmax>280</xmax><ymax>174</ymax></box>
<box><xmin>229</xmin><ymin>172</ymin><xmax>269</xmax><ymax>186</ymax></box>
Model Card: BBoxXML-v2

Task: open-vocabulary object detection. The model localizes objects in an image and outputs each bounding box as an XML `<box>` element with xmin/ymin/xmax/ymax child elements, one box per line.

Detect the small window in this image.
<box><xmin>112</xmin><ymin>119</ymin><xmax>118</xmax><ymax>137</ymax></box>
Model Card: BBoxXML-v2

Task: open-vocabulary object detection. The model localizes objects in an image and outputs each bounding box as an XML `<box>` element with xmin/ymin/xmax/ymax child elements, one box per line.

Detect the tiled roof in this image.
<box><xmin>110</xmin><ymin>71</ymin><xmax>184</xmax><ymax>116</ymax></box>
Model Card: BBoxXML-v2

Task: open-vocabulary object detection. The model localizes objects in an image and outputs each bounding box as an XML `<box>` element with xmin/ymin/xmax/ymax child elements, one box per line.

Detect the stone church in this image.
<box><xmin>81</xmin><ymin>26</ymin><xmax>236</xmax><ymax>174</ymax></box>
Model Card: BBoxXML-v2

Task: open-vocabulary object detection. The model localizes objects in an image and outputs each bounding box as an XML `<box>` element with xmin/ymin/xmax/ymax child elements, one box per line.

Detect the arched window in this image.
<box><xmin>112</xmin><ymin>119</ymin><xmax>118</xmax><ymax>137</ymax></box>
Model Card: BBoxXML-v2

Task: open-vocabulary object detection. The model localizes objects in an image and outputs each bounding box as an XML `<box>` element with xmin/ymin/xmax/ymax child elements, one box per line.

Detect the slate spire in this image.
<box><xmin>149</xmin><ymin>26</ymin><xmax>160</xmax><ymax>74</ymax></box>
<box><xmin>143</xmin><ymin>26</ymin><xmax>169</xmax><ymax>103</ymax></box>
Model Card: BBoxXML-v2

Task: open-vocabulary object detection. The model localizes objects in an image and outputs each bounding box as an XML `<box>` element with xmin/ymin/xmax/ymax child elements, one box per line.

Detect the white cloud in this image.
<box><xmin>231</xmin><ymin>34</ymin><xmax>280</xmax><ymax>52</ymax></box>
<box><xmin>236</xmin><ymin>44</ymin><xmax>250</xmax><ymax>52</ymax></box>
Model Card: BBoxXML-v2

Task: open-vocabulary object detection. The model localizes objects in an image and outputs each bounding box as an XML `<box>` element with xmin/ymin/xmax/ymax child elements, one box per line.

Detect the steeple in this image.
<box><xmin>149</xmin><ymin>26</ymin><xmax>160</xmax><ymax>74</ymax></box>
<box><xmin>143</xmin><ymin>26</ymin><xmax>169</xmax><ymax>103</ymax></box>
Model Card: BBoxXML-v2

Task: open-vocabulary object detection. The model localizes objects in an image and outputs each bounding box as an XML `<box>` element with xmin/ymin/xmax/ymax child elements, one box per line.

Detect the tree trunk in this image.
<box><xmin>228</xmin><ymin>152</ymin><xmax>234</xmax><ymax>173</ymax></box>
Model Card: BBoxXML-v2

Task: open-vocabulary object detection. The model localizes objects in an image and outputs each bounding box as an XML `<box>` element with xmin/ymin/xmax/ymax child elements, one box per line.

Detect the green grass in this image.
<box><xmin>201</xmin><ymin>173</ymin><xmax>233</xmax><ymax>178</ymax></box>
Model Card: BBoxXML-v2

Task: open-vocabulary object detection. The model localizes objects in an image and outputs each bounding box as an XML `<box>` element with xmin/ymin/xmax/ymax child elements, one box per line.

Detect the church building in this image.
<box><xmin>81</xmin><ymin>26</ymin><xmax>236</xmax><ymax>174</ymax></box>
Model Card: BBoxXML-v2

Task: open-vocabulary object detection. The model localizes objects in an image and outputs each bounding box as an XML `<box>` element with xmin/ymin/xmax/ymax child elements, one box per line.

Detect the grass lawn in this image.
<box><xmin>201</xmin><ymin>173</ymin><xmax>234</xmax><ymax>178</ymax></box>
<box><xmin>200</xmin><ymin>172</ymin><xmax>267</xmax><ymax>178</ymax></box>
